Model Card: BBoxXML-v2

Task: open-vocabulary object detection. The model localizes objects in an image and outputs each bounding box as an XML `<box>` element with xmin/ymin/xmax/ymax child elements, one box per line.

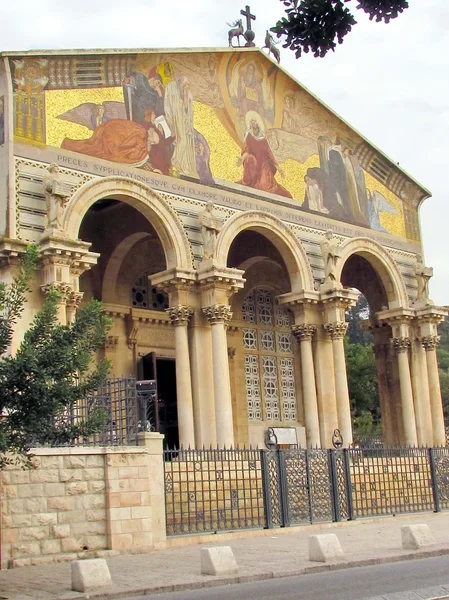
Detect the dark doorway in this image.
<box><xmin>139</xmin><ymin>354</ymin><xmax>179</xmax><ymax>449</ymax></box>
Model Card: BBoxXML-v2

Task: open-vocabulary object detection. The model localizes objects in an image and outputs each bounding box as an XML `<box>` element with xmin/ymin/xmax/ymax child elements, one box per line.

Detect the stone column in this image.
<box><xmin>324</xmin><ymin>321</ymin><xmax>352</xmax><ymax>447</ymax></box>
<box><xmin>292</xmin><ymin>324</ymin><xmax>320</xmax><ymax>448</ymax></box>
<box><xmin>66</xmin><ymin>291</ymin><xmax>83</xmax><ymax>324</ymax></box>
<box><xmin>411</xmin><ymin>336</ymin><xmax>433</xmax><ymax>446</ymax></box>
<box><xmin>391</xmin><ymin>336</ymin><xmax>417</xmax><ymax>446</ymax></box>
<box><xmin>202</xmin><ymin>304</ymin><xmax>234</xmax><ymax>448</ymax></box>
<box><xmin>167</xmin><ymin>306</ymin><xmax>195</xmax><ymax>448</ymax></box>
<box><xmin>422</xmin><ymin>335</ymin><xmax>445</xmax><ymax>446</ymax></box>
<box><xmin>40</xmin><ymin>282</ymin><xmax>71</xmax><ymax>325</ymax></box>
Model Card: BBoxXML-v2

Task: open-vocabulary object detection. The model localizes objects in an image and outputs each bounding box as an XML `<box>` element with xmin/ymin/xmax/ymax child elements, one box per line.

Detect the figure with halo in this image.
<box><xmin>236</xmin><ymin>111</ymin><xmax>292</xmax><ymax>198</ymax></box>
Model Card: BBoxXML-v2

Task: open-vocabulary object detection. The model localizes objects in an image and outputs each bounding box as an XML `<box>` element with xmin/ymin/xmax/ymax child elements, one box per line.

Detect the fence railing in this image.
<box><xmin>53</xmin><ymin>377</ymin><xmax>157</xmax><ymax>447</ymax></box>
<box><xmin>164</xmin><ymin>446</ymin><xmax>449</xmax><ymax>536</ymax></box>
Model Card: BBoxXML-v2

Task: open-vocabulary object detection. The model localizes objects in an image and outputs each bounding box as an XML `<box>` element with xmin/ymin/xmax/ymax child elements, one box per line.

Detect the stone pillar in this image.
<box><xmin>202</xmin><ymin>304</ymin><xmax>234</xmax><ymax>448</ymax></box>
<box><xmin>292</xmin><ymin>324</ymin><xmax>320</xmax><ymax>448</ymax></box>
<box><xmin>167</xmin><ymin>305</ymin><xmax>195</xmax><ymax>448</ymax></box>
<box><xmin>324</xmin><ymin>321</ymin><xmax>352</xmax><ymax>447</ymax></box>
<box><xmin>41</xmin><ymin>282</ymin><xmax>71</xmax><ymax>324</ymax></box>
<box><xmin>411</xmin><ymin>336</ymin><xmax>433</xmax><ymax>446</ymax></box>
<box><xmin>189</xmin><ymin>314</ymin><xmax>216</xmax><ymax>447</ymax></box>
<box><xmin>422</xmin><ymin>335</ymin><xmax>445</xmax><ymax>446</ymax></box>
<box><xmin>391</xmin><ymin>336</ymin><xmax>417</xmax><ymax>446</ymax></box>
<box><xmin>66</xmin><ymin>291</ymin><xmax>83</xmax><ymax>324</ymax></box>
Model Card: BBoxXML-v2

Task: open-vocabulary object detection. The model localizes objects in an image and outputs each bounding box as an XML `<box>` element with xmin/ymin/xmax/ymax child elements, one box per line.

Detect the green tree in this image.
<box><xmin>346</xmin><ymin>294</ymin><xmax>373</xmax><ymax>346</ymax></box>
<box><xmin>271</xmin><ymin>0</ymin><xmax>409</xmax><ymax>58</ymax></box>
<box><xmin>0</xmin><ymin>248</ymin><xmax>111</xmax><ymax>468</ymax></box>
<box><xmin>437</xmin><ymin>317</ymin><xmax>449</xmax><ymax>423</ymax></box>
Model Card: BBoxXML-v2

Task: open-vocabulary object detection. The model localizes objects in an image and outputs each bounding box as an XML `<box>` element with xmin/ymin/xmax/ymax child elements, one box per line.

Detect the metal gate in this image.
<box><xmin>262</xmin><ymin>449</ymin><xmax>351</xmax><ymax>527</ymax></box>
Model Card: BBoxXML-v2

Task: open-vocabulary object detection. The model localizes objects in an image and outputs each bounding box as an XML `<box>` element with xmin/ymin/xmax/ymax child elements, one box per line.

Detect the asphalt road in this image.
<box><xmin>123</xmin><ymin>555</ymin><xmax>449</xmax><ymax>600</ymax></box>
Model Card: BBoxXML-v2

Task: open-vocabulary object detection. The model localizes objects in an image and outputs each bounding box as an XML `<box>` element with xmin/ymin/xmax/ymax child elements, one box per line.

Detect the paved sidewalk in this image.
<box><xmin>2</xmin><ymin>512</ymin><xmax>449</xmax><ymax>600</ymax></box>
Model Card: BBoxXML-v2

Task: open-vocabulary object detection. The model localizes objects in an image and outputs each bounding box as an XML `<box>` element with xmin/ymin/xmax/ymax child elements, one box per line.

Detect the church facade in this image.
<box><xmin>0</xmin><ymin>47</ymin><xmax>446</xmax><ymax>450</ymax></box>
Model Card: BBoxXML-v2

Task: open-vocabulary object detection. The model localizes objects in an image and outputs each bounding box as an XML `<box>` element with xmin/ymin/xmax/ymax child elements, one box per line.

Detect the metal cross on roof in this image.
<box><xmin>240</xmin><ymin>5</ymin><xmax>256</xmax><ymax>31</ymax></box>
<box><xmin>240</xmin><ymin>5</ymin><xmax>256</xmax><ymax>47</ymax></box>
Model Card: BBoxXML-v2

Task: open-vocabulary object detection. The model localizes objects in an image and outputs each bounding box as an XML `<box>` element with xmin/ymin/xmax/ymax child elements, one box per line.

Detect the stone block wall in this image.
<box><xmin>0</xmin><ymin>433</ymin><xmax>166</xmax><ymax>568</ymax></box>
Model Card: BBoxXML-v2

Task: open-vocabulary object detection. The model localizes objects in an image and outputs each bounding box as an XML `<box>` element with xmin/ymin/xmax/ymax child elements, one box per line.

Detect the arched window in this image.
<box><xmin>131</xmin><ymin>276</ymin><xmax>168</xmax><ymax>311</ymax></box>
<box><xmin>242</xmin><ymin>287</ymin><xmax>297</xmax><ymax>423</ymax></box>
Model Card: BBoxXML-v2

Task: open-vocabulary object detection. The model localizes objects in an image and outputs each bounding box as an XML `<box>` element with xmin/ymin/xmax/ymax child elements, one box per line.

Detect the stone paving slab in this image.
<box><xmin>1</xmin><ymin>512</ymin><xmax>449</xmax><ymax>600</ymax></box>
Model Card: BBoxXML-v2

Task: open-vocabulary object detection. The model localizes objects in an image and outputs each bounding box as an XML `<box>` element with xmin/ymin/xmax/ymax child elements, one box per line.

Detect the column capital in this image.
<box><xmin>202</xmin><ymin>304</ymin><xmax>233</xmax><ymax>324</ymax></box>
<box><xmin>292</xmin><ymin>324</ymin><xmax>316</xmax><ymax>341</ymax></box>
<box><xmin>324</xmin><ymin>321</ymin><xmax>348</xmax><ymax>340</ymax></box>
<box><xmin>67</xmin><ymin>290</ymin><xmax>83</xmax><ymax>309</ymax></box>
<box><xmin>420</xmin><ymin>334</ymin><xmax>440</xmax><ymax>351</ymax></box>
<box><xmin>40</xmin><ymin>281</ymin><xmax>72</xmax><ymax>301</ymax></box>
<box><xmin>166</xmin><ymin>305</ymin><xmax>194</xmax><ymax>326</ymax></box>
<box><xmin>391</xmin><ymin>336</ymin><xmax>411</xmax><ymax>354</ymax></box>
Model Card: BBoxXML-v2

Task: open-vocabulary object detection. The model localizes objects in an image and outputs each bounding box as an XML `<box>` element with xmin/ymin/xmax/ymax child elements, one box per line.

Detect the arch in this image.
<box><xmin>101</xmin><ymin>232</ymin><xmax>150</xmax><ymax>303</ymax></box>
<box><xmin>215</xmin><ymin>211</ymin><xmax>314</xmax><ymax>293</ymax></box>
<box><xmin>63</xmin><ymin>177</ymin><xmax>193</xmax><ymax>270</ymax></box>
<box><xmin>336</xmin><ymin>237</ymin><xmax>409</xmax><ymax>309</ymax></box>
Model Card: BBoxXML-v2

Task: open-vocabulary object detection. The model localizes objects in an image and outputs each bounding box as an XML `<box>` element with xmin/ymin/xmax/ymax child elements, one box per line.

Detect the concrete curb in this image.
<box><xmin>58</xmin><ymin>546</ymin><xmax>449</xmax><ymax>600</ymax></box>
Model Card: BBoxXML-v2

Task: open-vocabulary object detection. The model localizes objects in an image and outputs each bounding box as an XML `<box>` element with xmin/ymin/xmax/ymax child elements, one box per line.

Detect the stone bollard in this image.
<box><xmin>308</xmin><ymin>534</ymin><xmax>344</xmax><ymax>562</ymax></box>
<box><xmin>401</xmin><ymin>524</ymin><xmax>435</xmax><ymax>550</ymax></box>
<box><xmin>71</xmin><ymin>558</ymin><xmax>112</xmax><ymax>592</ymax></box>
<box><xmin>201</xmin><ymin>546</ymin><xmax>239</xmax><ymax>575</ymax></box>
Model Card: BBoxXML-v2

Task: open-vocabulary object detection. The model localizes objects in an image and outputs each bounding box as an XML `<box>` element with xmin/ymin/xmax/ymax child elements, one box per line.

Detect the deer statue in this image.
<box><xmin>263</xmin><ymin>30</ymin><xmax>281</xmax><ymax>64</ymax></box>
<box><xmin>227</xmin><ymin>19</ymin><xmax>245</xmax><ymax>47</ymax></box>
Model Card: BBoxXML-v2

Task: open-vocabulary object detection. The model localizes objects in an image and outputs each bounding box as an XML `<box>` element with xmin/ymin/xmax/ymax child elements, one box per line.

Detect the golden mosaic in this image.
<box><xmin>10</xmin><ymin>50</ymin><xmax>418</xmax><ymax>242</ymax></box>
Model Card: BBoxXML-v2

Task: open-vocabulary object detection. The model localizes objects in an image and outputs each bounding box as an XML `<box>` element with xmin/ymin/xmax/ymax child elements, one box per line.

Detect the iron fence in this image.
<box><xmin>164</xmin><ymin>447</ymin><xmax>266</xmax><ymax>535</ymax></box>
<box><xmin>51</xmin><ymin>377</ymin><xmax>157</xmax><ymax>447</ymax></box>
<box><xmin>164</xmin><ymin>446</ymin><xmax>449</xmax><ymax>536</ymax></box>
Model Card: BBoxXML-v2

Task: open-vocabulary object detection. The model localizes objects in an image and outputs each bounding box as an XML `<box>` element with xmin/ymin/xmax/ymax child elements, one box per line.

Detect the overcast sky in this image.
<box><xmin>1</xmin><ymin>0</ymin><xmax>447</xmax><ymax>305</ymax></box>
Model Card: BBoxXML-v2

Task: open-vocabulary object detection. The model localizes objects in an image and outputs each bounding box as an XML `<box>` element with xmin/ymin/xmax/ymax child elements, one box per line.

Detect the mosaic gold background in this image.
<box><xmin>15</xmin><ymin>52</ymin><xmax>410</xmax><ymax>240</ymax></box>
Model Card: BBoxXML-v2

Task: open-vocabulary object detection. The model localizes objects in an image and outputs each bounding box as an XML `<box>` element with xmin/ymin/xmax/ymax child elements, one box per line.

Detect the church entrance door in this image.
<box><xmin>140</xmin><ymin>354</ymin><xmax>179</xmax><ymax>449</ymax></box>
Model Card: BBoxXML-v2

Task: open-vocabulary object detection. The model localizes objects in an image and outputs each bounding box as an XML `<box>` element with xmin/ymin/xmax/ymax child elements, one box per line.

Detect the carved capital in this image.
<box><xmin>202</xmin><ymin>304</ymin><xmax>233</xmax><ymax>324</ymax></box>
<box><xmin>67</xmin><ymin>291</ymin><xmax>83</xmax><ymax>309</ymax></box>
<box><xmin>291</xmin><ymin>324</ymin><xmax>316</xmax><ymax>341</ymax></box>
<box><xmin>166</xmin><ymin>305</ymin><xmax>194</xmax><ymax>327</ymax></box>
<box><xmin>40</xmin><ymin>282</ymin><xmax>72</xmax><ymax>301</ymax></box>
<box><xmin>391</xmin><ymin>336</ymin><xmax>411</xmax><ymax>354</ymax></box>
<box><xmin>420</xmin><ymin>335</ymin><xmax>440</xmax><ymax>351</ymax></box>
<box><xmin>324</xmin><ymin>321</ymin><xmax>348</xmax><ymax>340</ymax></box>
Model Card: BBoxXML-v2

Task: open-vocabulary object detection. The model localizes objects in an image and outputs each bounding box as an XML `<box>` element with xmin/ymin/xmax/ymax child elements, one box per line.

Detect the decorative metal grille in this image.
<box><xmin>262</xmin><ymin>356</ymin><xmax>280</xmax><ymax>421</ymax></box>
<box><xmin>245</xmin><ymin>355</ymin><xmax>262</xmax><ymax>420</ymax></box>
<box><xmin>283</xmin><ymin>450</ymin><xmax>310</xmax><ymax>524</ymax></box>
<box><xmin>307</xmin><ymin>450</ymin><xmax>334</xmax><ymax>522</ymax></box>
<box><xmin>132</xmin><ymin>277</ymin><xmax>168</xmax><ymax>310</ymax></box>
<box><xmin>242</xmin><ymin>287</ymin><xmax>297</xmax><ymax>423</ymax></box>
<box><xmin>164</xmin><ymin>448</ymin><xmax>265</xmax><ymax>535</ymax></box>
<box><xmin>280</xmin><ymin>358</ymin><xmax>297</xmax><ymax>421</ymax></box>
<box><xmin>347</xmin><ymin>447</ymin><xmax>434</xmax><ymax>517</ymax></box>
<box><xmin>430</xmin><ymin>447</ymin><xmax>449</xmax><ymax>510</ymax></box>
<box><xmin>277</xmin><ymin>332</ymin><xmax>292</xmax><ymax>353</ymax></box>
<box><xmin>243</xmin><ymin>328</ymin><xmax>257</xmax><ymax>350</ymax></box>
<box><xmin>263</xmin><ymin>451</ymin><xmax>283</xmax><ymax>527</ymax></box>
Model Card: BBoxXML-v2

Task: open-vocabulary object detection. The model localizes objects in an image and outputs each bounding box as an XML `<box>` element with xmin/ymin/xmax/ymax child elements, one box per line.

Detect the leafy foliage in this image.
<box><xmin>344</xmin><ymin>295</ymin><xmax>380</xmax><ymax>439</ymax></box>
<box><xmin>0</xmin><ymin>249</ymin><xmax>111</xmax><ymax>468</ymax></box>
<box><xmin>271</xmin><ymin>0</ymin><xmax>409</xmax><ymax>58</ymax></box>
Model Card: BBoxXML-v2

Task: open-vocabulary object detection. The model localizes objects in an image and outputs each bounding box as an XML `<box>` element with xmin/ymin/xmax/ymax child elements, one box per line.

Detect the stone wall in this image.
<box><xmin>0</xmin><ymin>433</ymin><xmax>166</xmax><ymax>568</ymax></box>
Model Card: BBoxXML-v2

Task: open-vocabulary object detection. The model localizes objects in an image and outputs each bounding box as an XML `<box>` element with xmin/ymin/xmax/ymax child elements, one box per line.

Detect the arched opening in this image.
<box><xmin>226</xmin><ymin>229</ymin><xmax>304</xmax><ymax>448</ymax></box>
<box><xmin>340</xmin><ymin>252</ymin><xmax>401</xmax><ymax>446</ymax></box>
<box><xmin>77</xmin><ymin>197</ymin><xmax>178</xmax><ymax>449</ymax></box>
